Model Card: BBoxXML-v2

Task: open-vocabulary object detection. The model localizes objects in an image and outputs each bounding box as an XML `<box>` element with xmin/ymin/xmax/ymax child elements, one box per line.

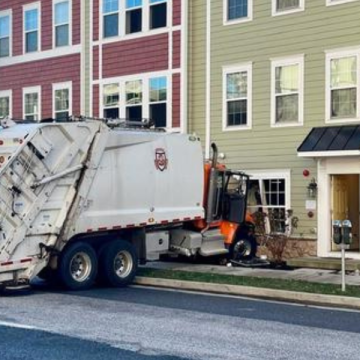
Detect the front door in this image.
<box><xmin>331</xmin><ymin>175</ymin><xmax>359</xmax><ymax>251</ymax></box>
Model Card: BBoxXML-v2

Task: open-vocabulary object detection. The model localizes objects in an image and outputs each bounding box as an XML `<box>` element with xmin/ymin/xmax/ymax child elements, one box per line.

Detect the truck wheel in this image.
<box><xmin>58</xmin><ymin>242</ymin><xmax>98</xmax><ymax>290</ymax></box>
<box><xmin>230</xmin><ymin>235</ymin><xmax>258</xmax><ymax>261</ymax></box>
<box><xmin>99</xmin><ymin>240</ymin><xmax>138</xmax><ymax>287</ymax></box>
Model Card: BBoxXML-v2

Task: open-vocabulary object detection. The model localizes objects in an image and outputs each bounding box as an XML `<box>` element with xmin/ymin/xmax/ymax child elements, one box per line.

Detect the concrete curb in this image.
<box><xmin>135</xmin><ymin>276</ymin><xmax>360</xmax><ymax>309</ymax></box>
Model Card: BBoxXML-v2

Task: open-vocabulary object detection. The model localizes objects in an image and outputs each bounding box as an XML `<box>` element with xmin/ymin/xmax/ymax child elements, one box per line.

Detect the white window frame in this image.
<box><xmin>0</xmin><ymin>9</ymin><xmax>12</xmax><ymax>58</ymax></box>
<box><xmin>271</xmin><ymin>55</ymin><xmax>304</xmax><ymax>128</ymax></box>
<box><xmin>99</xmin><ymin>71</ymin><xmax>173</xmax><ymax>129</ymax></box>
<box><xmin>326</xmin><ymin>0</ymin><xmax>359</xmax><ymax>6</ymax></box>
<box><xmin>23</xmin><ymin>2</ymin><xmax>41</xmax><ymax>54</ymax></box>
<box><xmin>53</xmin><ymin>0</ymin><xmax>72</xmax><ymax>48</ymax></box>
<box><xmin>0</xmin><ymin>90</ymin><xmax>12</xmax><ymax>118</ymax></box>
<box><xmin>52</xmin><ymin>81</ymin><xmax>72</xmax><ymax>119</ymax></box>
<box><xmin>23</xmin><ymin>86</ymin><xmax>41</xmax><ymax>121</ymax></box>
<box><xmin>222</xmin><ymin>62</ymin><xmax>252</xmax><ymax>132</ymax></box>
<box><xmin>271</xmin><ymin>0</ymin><xmax>305</xmax><ymax>16</ymax></box>
<box><xmin>223</xmin><ymin>0</ymin><xmax>253</xmax><ymax>26</ymax></box>
<box><xmin>325</xmin><ymin>48</ymin><xmax>360</xmax><ymax>124</ymax></box>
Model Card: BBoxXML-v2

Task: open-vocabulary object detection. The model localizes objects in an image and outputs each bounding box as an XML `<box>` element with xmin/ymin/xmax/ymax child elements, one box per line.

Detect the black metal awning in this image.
<box><xmin>298</xmin><ymin>125</ymin><xmax>360</xmax><ymax>154</ymax></box>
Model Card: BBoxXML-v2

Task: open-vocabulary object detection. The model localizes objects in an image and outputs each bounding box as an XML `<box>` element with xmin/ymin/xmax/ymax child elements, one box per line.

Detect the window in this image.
<box><xmin>0</xmin><ymin>90</ymin><xmax>11</xmax><ymax>118</ymax></box>
<box><xmin>0</xmin><ymin>11</ymin><xmax>11</xmax><ymax>58</ymax></box>
<box><xmin>54</xmin><ymin>0</ymin><xmax>70</xmax><ymax>47</ymax></box>
<box><xmin>271</xmin><ymin>56</ymin><xmax>304</xmax><ymax>126</ymax></box>
<box><xmin>247</xmin><ymin>171</ymin><xmax>291</xmax><ymax>234</ymax></box>
<box><xmin>24</xmin><ymin>3</ymin><xmax>40</xmax><ymax>53</ymax></box>
<box><xmin>272</xmin><ymin>0</ymin><xmax>304</xmax><ymax>15</ymax></box>
<box><xmin>103</xmin><ymin>0</ymin><xmax>119</xmax><ymax>38</ymax></box>
<box><xmin>23</xmin><ymin>87</ymin><xmax>41</xmax><ymax>121</ymax></box>
<box><xmin>150</xmin><ymin>0</ymin><xmax>167</xmax><ymax>30</ymax></box>
<box><xmin>326</xmin><ymin>0</ymin><xmax>359</xmax><ymax>6</ymax></box>
<box><xmin>224</xmin><ymin>0</ymin><xmax>252</xmax><ymax>24</ymax></box>
<box><xmin>126</xmin><ymin>80</ymin><xmax>143</xmax><ymax>120</ymax></box>
<box><xmin>149</xmin><ymin>77</ymin><xmax>167</xmax><ymax>127</ymax></box>
<box><xmin>126</xmin><ymin>0</ymin><xmax>142</xmax><ymax>34</ymax></box>
<box><xmin>53</xmin><ymin>82</ymin><xmax>72</xmax><ymax>121</ymax></box>
<box><xmin>223</xmin><ymin>63</ymin><xmax>252</xmax><ymax>131</ymax></box>
<box><xmin>103</xmin><ymin>83</ymin><xmax>120</xmax><ymax>118</ymax></box>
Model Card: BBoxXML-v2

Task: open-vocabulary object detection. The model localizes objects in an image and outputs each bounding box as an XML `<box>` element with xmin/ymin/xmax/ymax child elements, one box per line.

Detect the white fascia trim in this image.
<box><xmin>325</xmin><ymin>48</ymin><xmax>360</xmax><ymax>123</ymax></box>
<box><xmin>270</xmin><ymin>54</ymin><xmax>304</xmax><ymax>128</ymax></box>
<box><xmin>222</xmin><ymin>62</ymin><xmax>253</xmax><ymax>132</ymax></box>
<box><xmin>223</xmin><ymin>0</ymin><xmax>253</xmax><ymax>26</ymax></box>
<box><xmin>0</xmin><ymin>44</ymin><xmax>81</xmax><ymax>67</ymax></box>
<box><xmin>0</xmin><ymin>9</ymin><xmax>13</xmax><ymax>58</ymax></box>
<box><xmin>52</xmin><ymin>81</ymin><xmax>73</xmax><ymax>118</ymax></box>
<box><xmin>23</xmin><ymin>2</ymin><xmax>42</xmax><ymax>54</ymax></box>
<box><xmin>52</xmin><ymin>0</ymin><xmax>73</xmax><ymax>49</ymax></box>
<box><xmin>271</xmin><ymin>0</ymin><xmax>305</xmax><ymax>17</ymax></box>
<box><xmin>23</xmin><ymin>86</ymin><xmax>42</xmax><ymax>120</ymax></box>
<box><xmin>205</xmin><ymin>0</ymin><xmax>211</xmax><ymax>158</ymax></box>
<box><xmin>298</xmin><ymin>150</ymin><xmax>360</xmax><ymax>157</ymax></box>
<box><xmin>326</xmin><ymin>0</ymin><xmax>359</xmax><ymax>6</ymax></box>
<box><xmin>0</xmin><ymin>89</ymin><xmax>12</xmax><ymax>118</ymax></box>
<box><xmin>180</xmin><ymin>0</ymin><xmax>188</xmax><ymax>134</ymax></box>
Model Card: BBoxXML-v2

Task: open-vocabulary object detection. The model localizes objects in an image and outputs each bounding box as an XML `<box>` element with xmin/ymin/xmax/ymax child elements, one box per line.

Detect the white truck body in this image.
<box><xmin>0</xmin><ymin>120</ymin><xmax>205</xmax><ymax>286</ymax></box>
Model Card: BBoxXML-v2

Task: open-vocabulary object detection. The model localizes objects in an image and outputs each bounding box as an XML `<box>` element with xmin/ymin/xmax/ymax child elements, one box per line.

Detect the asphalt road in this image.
<box><xmin>1</xmin><ymin>285</ymin><xmax>360</xmax><ymax>360</ymax></box>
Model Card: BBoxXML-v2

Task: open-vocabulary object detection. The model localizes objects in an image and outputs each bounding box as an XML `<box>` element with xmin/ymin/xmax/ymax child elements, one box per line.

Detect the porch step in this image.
<box><xmin>287</xmin><ymin>257</ymin><xmax>360</xmax><ymax>271</ymax></box>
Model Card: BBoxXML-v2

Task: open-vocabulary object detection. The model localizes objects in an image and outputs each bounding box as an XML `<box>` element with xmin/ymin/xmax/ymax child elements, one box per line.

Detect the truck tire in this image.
<box><xmin>99</xmin><ymin>240</ymin><xmax>138</xmax><ymax>287</ymax></box>
<box><xmin>229</xmin><ymin>235</ymin><xmax>258</xmax><ymax>261</ymax></box>
<box><xmin>58</xmin><ymin>242</ymin><xmax>98</xmax><ymax>290</ymax></box>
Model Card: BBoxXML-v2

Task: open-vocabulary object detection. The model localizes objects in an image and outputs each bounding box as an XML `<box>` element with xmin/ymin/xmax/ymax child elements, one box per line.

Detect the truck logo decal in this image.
<box><xmin>154</xmin><ymin>148</ymin><xmax>168</xmax><ymax>171</ymax></box>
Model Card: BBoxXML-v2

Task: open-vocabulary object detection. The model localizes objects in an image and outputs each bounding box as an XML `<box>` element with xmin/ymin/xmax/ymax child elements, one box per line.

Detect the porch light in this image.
<box><xmin>307</xmin><ymin>178</ymin><xmax>317</xmax><ymax>199</ymax></box>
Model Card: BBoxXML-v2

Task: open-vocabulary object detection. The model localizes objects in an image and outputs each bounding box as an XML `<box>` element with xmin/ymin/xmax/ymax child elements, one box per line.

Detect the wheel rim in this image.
<box><xmin>69</xmin><ymin>252</ymin><xmax>92</xmax><ymax>282</ymax></box>
<box><xmin>233</xmin><ymin>239</ymin><xmax>252</xmax><ymax>259</ymax></box>
<box><xmin>114</xmin><ymin>250</ymin><xmax>133</xmax><ymax>278</ymax></box>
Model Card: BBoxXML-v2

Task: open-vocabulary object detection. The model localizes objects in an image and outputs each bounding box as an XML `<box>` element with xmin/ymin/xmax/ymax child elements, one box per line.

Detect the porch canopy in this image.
<box><xmin>298</xmin><ymin>125</ymin><xmax>360</xmax><ymax>157</ymax></box>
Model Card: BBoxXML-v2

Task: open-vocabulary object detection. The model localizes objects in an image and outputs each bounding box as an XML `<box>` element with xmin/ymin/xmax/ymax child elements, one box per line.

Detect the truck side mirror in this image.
<box><xmin>342</xmin><ymin>220</ymin><xmax>352</xmax><ymax>245</ymax></box>
<box><xmin>332</xmin><ymin>220</ymin><xmax>342</xmax><ymax>245</ymax></box>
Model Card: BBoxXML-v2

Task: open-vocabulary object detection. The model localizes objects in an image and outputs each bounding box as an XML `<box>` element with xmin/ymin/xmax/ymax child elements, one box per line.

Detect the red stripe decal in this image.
<box><xmin>139</xmin><ymin>223</ymin><xmax>147</xmax><ymax>226</ymax></box>
<box><xmin>98</xmin><ymin>227</ymin><xmax>107</xmax><ymax>231</ymax></box>
<box><xmin>184</xmin><ymin>217</ymin><xmax>191</xmax><ymax>221</ymax></box>
<box><xmin>112</xmin><ymin>226</ymin><xmax>122</xmax><ymax>230</ymax></box>
<box><xmin>172</xmin><ymin>219</ymin><xmax>180</xmax><ymax>222</ymax></box>
<box><xmin>126</xmin><ymin>224</ymin><xmax>135</xmax><ymax>228</ymax></box>
<box><xmin>20</xmin><ymin>258</ymin><xmax>32</xmax><ymax>263</ymax></box>
<box><xmin>161</xmin><ymin>220</ymin><xmax>169</xmax><ymax>225</ymax></box>
<box><xmin>1</xmin><ymin>261</ymin><xmax>13</xmax><ymax>266</ymax></box>
<box><xmin>87</xmin><ymin>229</ymin><xmax>93</xmax><ymax>233</ymax></box>
<box><xmin>195</xmin><ymin>216</ymin><xmax>202</xmax><ymax>220</ymax></box>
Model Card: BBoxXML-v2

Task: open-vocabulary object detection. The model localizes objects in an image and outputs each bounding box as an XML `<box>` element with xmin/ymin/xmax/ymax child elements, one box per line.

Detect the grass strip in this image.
<box><xmin>137</xmin><ymin>268</ymin><xmax>360</xmax><ymax>298</ymax></box>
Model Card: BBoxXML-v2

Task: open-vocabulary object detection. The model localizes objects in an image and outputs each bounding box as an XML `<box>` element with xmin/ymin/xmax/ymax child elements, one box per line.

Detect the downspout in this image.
<box><xmin>205</xmin><ymin>0</ymin><xmax>211</xmax><ymax>159</ymax></box>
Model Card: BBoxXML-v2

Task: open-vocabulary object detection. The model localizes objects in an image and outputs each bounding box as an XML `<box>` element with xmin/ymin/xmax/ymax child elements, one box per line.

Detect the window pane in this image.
<box><xmin>228</xmin><ymin>0</ymin><xmax>248</xmax><ymax>20</ymax></box>
<box><xmin>276</xmin><ymin>94</ymin><xmax>299</xmax><ymax>123</ymax></box>
<box><xmin>331</xmin><ymin>88</ymin><xmax>357</xmax><ymax>118</ymax></box>
<box><xmin>227</xmin><ymin>100</ymin><xmax>247</xmax><ymax>126</ymax></box>
<box><xmin>104</xmin><ymin>13</ymin><xmax>119</xmax><ymax>37</ymax></box>
<box><xmin>126</xmin><ymin>9</ymin><xmax>142</xmax><ymax>34</ymax></box>
<box><xmin>26</xmin><ymin>31</ymin><xmax>38</xmax><ymax>52</ymax></box>
<box><xmin>0</xmin><ymin>97</ymin><xmax>9</xmax><ymax>118</ymax></box>
<box><xmin>275</xmin><ymin>64</ymin><xmax>299</xmax><ymax>94</ymax></box>
<box><xmin>126</xmin><ymin>80</ymin><xmax>142</xmax><ymax>104</ymax></box>
<box><xmin>25</xmin><ymin>9</ymin><xmax>38</xmax><ymax>31</ymax></box>
<box><xmin>126</xmin><ymin>105</ymin><xmax>142</xmax><ymax>120</ymax></box>
<box><xmin>126</xmin><ymin>0</ymin><xmax>142</xmax><ymax>8</ymax></box>
<box><xmin>0</xmin><ymin>38</ymin><xmax>9</xmax><ymax>57</ymax></box>
<box><xmin>150</xmin><ymin>103</ymin><xmax>166</xmax><ymax>127</ymax></box>
<box><xmin>103</xmin><ymin>0</ymin><xmax>119</xmax><ymax>13</ymax></box>
<box><xmin>0</xmin><ymin>16</ymin><xmax>10</xmax><ymax>37</ymax></box>
<box><xmin>55</xmin><ymin>1</ymin><xmax>69</xmax><ymax>25</ymax></box>
<box><xmin>55</xmin><ymin>89</ymin><xmax>69</xmax><ymax>111</ymax></box>
<box><xmin>55</xmin><ymin>111</ymin><xmax>69</xmax><ymax>121</ymax></box>
<box><xmin>150</xmin><ymin>77</ymin><xmax>167</xmax><ymax>102</ymax></box>
<box><xmin>276</xmin><ymin>0</ymin><xmax>300</xmax><ymax>11</ymax></box>
<box><xmin>227</xmin><ymin>72</ymin><xmax>247</xmax><ymax>99</ymax></box>
<box><xmin>56</xmin><ymin>24</ymin><xmax>69</xmax><ymax>47</ymax></box>
<box><xmin>104</xmin><ymin>108</ymin><xmax>119</xmax><ymax>119</ymax></box>
<box><xmin>103</xmin><ymin>84</ymin><xmax>119</xmax><ymax>107</ymax></box>
<box><xmin>25</xmin><ymin>93</ymin><xmax>38</xmax><ymax>117</ymax></box>
<box><xmin>150</xmin><ymin>3</ymin><xmax>167</xmax><ymax>29</ymax></box>
<box><xmin>331</xmin><ymin>56</ymin><xmax>357</xmax><ymax>88</ymax></box>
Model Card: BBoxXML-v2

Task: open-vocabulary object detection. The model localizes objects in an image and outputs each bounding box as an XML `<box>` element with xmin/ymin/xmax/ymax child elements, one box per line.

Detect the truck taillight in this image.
<box><xmin>0</xmin><ymin>156</ymin><xmax>5</xmax><ymax>163</ymax></box>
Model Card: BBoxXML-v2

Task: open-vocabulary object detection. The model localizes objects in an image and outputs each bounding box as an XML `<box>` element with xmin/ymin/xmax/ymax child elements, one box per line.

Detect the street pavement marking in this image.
<box><xmin>0</xmin><ymin>320</ymin><xmax>39</xmax><ymax>330</ymax></box>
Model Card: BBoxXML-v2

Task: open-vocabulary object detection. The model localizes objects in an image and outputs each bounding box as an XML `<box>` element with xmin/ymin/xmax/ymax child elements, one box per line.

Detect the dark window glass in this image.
<box><xmin>104</xmin><ymin>108</ymin><xmax>119</xmax><ymax>119</ymax></box>
<box><xmin>228</xmin><ymin>0</ymin><xmax>248</xmax><ymax>20</ymax></box>
<box><xmin>126</xmin><ymin>9</ymin><xmax>142</xmax><ymax>34</ymax></box>
<box><xmin>104</xmin><ymin>13</ymin><xmax>119</xmax><ymax>38</ymax></box>
<box><xmin>26</xmin><ymin>31</ymin><xmax>38</xmax><ymax>52</ymax></box>
<box><xmin>127</xmin><ymin>106</ymin><xmax>142</xmax><ymax>121</ymax></box>
<box><xmin>56</xmin><ymin>24</ymin><xmax>69</xmax><ymax>47</ymax></box>
<box><xmin>227</xmin><ymin>100</ymin><xmax>247</xmax><ymax>126</ymax></box>
<box><xmin>55</xmin><ymin>111</ymin><xmax>69</xmax><ymax>122</ymax></box>
<box><xmin>0</xmin><ymin>38</ymin><xmax>9</xmax><ymax>57</ymax></box>
<box><xmin>150</xmin><ymin>103</ymin><xmax>166</xmax><ymax>127</ymax></box>
<box><xmin>150</xmin><ymin>3</ymin><xmax>167</xmax><ymax>29</ymax></box>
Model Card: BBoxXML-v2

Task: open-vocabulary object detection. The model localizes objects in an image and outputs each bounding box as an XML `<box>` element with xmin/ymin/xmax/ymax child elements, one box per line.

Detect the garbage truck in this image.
<box><xmin>0</xmin><ymin>117</ymin><xmax>256</xmax><ymax>291</ymax></box>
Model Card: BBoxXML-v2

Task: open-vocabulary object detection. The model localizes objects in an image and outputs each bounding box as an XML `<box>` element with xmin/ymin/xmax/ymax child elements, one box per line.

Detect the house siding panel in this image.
<box><xmin>172</xmin><ymin>31</ymin><xmax>181</xmax><ymax>69</ymax></box>
<box><xmin>172</xmin><ymin>73</ymin><xmax>181</xmax><ymax>128</ymax></box>
<box><xmin>93</xmin><ymin>0</ymin><xmax>99</xmax><ymax>41</ymax></box>
<box><xmin>102</xmin><ymin>34</ymin><xmax>169</xmax><ymax>79</ymax></box>
<box><xmin>93</xmin><ymin>46</ymin><xmax>99</xmax><ymax>80</ymax></box>
<box><xmin>73</xmin><ymin>0</ymin><xmax>81</xmax><ymax>45</ymax></box>
<box><xmin>173</xmin><ymin>0</ymin><xmax>182</xmax><ymax>26</ymax></box>
<box><xmin>93</xmin><ymin>84</ymin><xmax>99</xmax><ymax>117</ymax></box>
